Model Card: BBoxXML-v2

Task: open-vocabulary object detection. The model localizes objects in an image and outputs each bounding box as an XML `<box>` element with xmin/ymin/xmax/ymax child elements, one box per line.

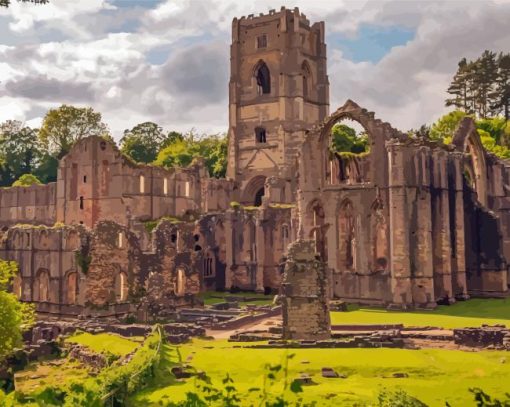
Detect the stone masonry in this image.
<box><xmin>281</xmin><ymin>240</ymin><xmax>331</xmax><ymax>340</ymax></box>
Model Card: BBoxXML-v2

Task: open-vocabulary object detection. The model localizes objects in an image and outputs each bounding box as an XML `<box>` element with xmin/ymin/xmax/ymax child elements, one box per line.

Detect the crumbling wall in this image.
<box><xmin>281</xmin><ymin>239</ymin><xmax>330</xmax><ymax>340</ymax></box>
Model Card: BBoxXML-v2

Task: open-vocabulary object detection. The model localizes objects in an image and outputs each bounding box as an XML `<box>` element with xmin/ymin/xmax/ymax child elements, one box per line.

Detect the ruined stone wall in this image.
<box><xmin>0</xmin><ymin>225</ymin><xmax>84</xmax><ymax>311</ymax></box>
<box><xmin>56</xmin><ymin>137</ymin><xmax>207</xmax><ymax>228</ymax></box>
<box><xmin>281</xmin><ymin>239</ymin><xmax>330</xmax><ymax>340</ymax></box>
<box><xmin>0</xmin><ymin>183</ymin><xmax>56</xmax><ymax>228</ymax></box>
<box><xmin>224</xmin><ymin>205</ymin><xmax>292</xmax><ymax>292</ymax></box>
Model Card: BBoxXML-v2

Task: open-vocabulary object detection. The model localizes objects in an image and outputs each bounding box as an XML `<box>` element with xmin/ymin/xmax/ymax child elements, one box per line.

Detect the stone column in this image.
<box><xmin>387</xmin><ymin>141</ymin><xmax>412</xmax><ymax>308</ymax></box>
<box><xmin>224</xmin><ymin>210</ymin><xmax>235</xmax><ymax>290</ymax></box>
<box><xmin>255</xmin><ymin>215</ymin><xmax>266</xmax><ymax>292</ymax></box>
<box><xmin>412</xmin><ymin>147</ymin><xmax>435</xmax><ymax>307</ymax></box>
<box><xmin>431</xmin><ymin>150</ymin><xmax>455</xmax><ymax>303</ymax></box>
<box><xmin>451</xmin><ymin>152</ymin><xmax>469</xmax><ymax>299</ymax></box>
<box><xmin>281</xmin><ymin>239</ymin><xmax>331</xmax><ymax>340</ymax></box>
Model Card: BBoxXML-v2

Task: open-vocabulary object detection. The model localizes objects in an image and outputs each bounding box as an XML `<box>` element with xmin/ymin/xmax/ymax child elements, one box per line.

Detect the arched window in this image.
<box><xmin>255</xmin><ymin>127</ymin><xmax>267</xmax><ymax>143</ymax></box>
<box><xmin>255</xmin><ymin>61</ymin><xmax>271</xmax><ymax>95</ymax></box>
<box><xmin>203</xmin><ymin>251</ymin><xmax>215</xmax><ymax>277</ymax></box>
<box><xmin>36</xmin><ymin>269</ymin><xmax>50</xmax><ymax>302</ymax></box>
<box><xmin>139</xmin><ymin>175</ymin><xmax>145</xmax><ymax>194</ymax></box>
<box><xmin>338</xmin><ymin>200</ymin><xmax>356</xmax><ymax>272</ymax></box>
<box><xmin>176</xmin><ymin>268</ymin><xmax>185</xmax><ymax>295</ymax></box>
<box><xmin>302</xmin><ymin>61</ymin><xmax>311</xmax><ymax>99</ymax></box>
<box><xmin>66</xmin><ymin>272</ymin><xmax>78</xmax><ymax>304</ymax></box>
<box><xmin>254</xmin><ymin>188</ymin><xmax>265</xmax><ymax>207</ymax></box>
<box><xmin>115</xmin><ymin>272</ymin><xmax>128</xmax><ymax>302</ymax></box>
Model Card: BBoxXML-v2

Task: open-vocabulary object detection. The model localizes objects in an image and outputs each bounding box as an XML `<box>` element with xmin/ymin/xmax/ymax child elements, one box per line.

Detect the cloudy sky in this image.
<box><xmin>1</xmin><ymin>0</ymin><xmax>509</xmax><ymax>140</ymax></box>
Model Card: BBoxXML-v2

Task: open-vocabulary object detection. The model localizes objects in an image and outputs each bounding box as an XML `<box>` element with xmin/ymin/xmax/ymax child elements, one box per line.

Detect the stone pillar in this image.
<box><xmin>431</xmin><ymin>150</ymin><xmax>455</xmax><ymax>303</ymax></box>
<box><xmin>451</xmin><ymin>152</ymin><xmax>469</xmax><ymax>299</ymax></box>
<box><xmin>281</xmin><ymin>240</ymin><xmax>331</xmax><ymax>340</ymax></box>
<box><xmin>412</xmin><ymin>147</ymin><xmax>435</xmax><ymax>308</ymax></box>
<box><xmin>224</xmin><ymin>211</ymin><xmax>235</xmax><ymax>290</ymax></box>
<box><xmin>387</xmin><ymin>141</ymin><xmax>412</xmax><ymax>308</ymax></box>
<box><xmin>255</xmin><ymin>215</ymin><xmax>266</xmax><ymax>293</ymax></box>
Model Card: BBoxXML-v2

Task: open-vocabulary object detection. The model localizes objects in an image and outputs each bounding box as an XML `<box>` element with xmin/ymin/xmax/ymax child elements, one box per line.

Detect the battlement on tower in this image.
<box><xmin>232</xmin><ymin>6</ymin><xmax>324</xmax><ymax>43</ymax></box>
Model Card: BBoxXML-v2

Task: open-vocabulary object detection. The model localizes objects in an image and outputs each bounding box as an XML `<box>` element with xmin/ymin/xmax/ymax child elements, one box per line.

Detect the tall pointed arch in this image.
<box><xmin>254</xmin><ymin>60</ymin><xmax>271</xmax><ymax>95</ymax></box>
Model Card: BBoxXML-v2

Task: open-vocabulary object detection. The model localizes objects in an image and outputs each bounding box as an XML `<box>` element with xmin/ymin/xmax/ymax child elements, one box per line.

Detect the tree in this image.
<box><xmin>39</xmin><ymin>105</ymin><xmax>110</xmax><ymax>159</ymax></box>
<box><xmin>0</xmin><ymin>260</ymin><xmax>35</xmax><ymax>362</ymax></box>
<box><xmin>154</xmin><ymin>140</ymin><xmax>194</xmax><ymax>169</ymax></box>
<box><xmin>120</xmin><ymin>122</ymin><xmax>175</xmax><ymax>164</ymax></box>
<box><xmin>429</xmin><ymin>110</ymin><xmax>468</xmax><ymax>141</ymax></box>
<box><xmin>0</xmin><ymin>0</ymin><xmax>48</xmax><ymax>7</ymax></box>
<box><xmin>12</xmin><ymin>173</ymin><xmax>42</xmax><ymax>187</ymax></box>
<box><xmin>154</xmin><ymin>131</ymin><xmax>228</xmax><ymax>178</ymax></box>
<box><xmin>473</xmin><ymin>50</ymin><xmax>499</xmax><ymax>118</ymax></box>
<box><xmin>0</xmin><ymin>121</ymin><xmax>42</xmax><ymax>187</ymax></box>
<box><xmin>330</xmin><ymin>124</ymin><xmax>369</xmax><ymax>154</ymax></box>
<box><xmin>492</xmin><ymin>53</ymin><xmax>510</xmax><ymax>120</ymax></box>
<box><xmin>446</xmin><ymin>58</ymin><xmax>476</xmax><ymax>114</ymax></box>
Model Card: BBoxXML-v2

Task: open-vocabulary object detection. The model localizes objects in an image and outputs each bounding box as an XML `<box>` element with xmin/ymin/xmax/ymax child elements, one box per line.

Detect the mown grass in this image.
<box><xmin>331</xmin><ymin>298</ymin><xmax>510</xmax><ymax>329</ymax></box>
<box><xmin>130</xmin><ymin>338</ymin><xmax>510</xmax><ymax>407</ymax></box>
<box><xmin>198</xmin><ymin>291</ymin><xmax>275</xmax><ymax>306</ymax></box>
<box><xmin>65</xmin><ymin>332</ymin><xmax>140</xmax><ymax>356</ymax></box>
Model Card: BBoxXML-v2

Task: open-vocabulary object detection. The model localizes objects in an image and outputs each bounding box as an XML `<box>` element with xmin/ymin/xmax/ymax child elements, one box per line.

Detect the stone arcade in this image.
<box><xmin>1</xmin><ymin>7</ymin><xmax>510</xmax><ymax>318</ymax></box>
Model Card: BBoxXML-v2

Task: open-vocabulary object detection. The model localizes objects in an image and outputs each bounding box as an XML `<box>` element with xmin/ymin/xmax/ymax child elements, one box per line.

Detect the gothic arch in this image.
<box><xmin>242</xmin><ymin>175</ymin><xmax>267</xmax><ymax>206</ymax></box>
<box><xmin>308</xmin><ymin>199</ymin><xmax>327</xmax><ymax>261</ymax></box>
<box><xmin>338</xmin><ymin>199</ymin><xmax>356</xmax><ymax>272</ymax></box>
<box><xmin>301</xmin><ymin>60</ymin><xmax>312</xmax><ymax>99</ymax></box>
<box><xmin>452</xmin><ymin>117</ymin><xmax>488</xmax><ymax>206</ymax></box>
<box><xmin>34</xmin><ymin>268</ymin><xmax>50</xmax><ymax>302</ymax></box>
<box><xmin>115</xmin><ymin>271</ymin><xmax>128</xmax><ymax>302</ymax></box>
<box><xmin>370</xmin><ymin>198</ymin><xmax>388</xmax><ymax>272</ymax></box>
<box><xmin>65</xmin><ymin>270</ymin><xmax>78</xmax><ymax>305</ymax></box>
<box><xmin>253</xmin><ymin>60</ymin><xmax>271</xmax><ymax>95</ymax></box>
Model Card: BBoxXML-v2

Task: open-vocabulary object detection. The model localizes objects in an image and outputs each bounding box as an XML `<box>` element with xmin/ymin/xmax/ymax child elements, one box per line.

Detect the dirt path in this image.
<box><xmin>206</xmin><ymin>315</ymin><xmax>282</xmax><ymax>339</ymax></box>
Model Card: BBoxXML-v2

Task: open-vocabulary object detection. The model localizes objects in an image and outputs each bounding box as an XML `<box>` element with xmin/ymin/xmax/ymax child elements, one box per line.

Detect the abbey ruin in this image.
<box><xmin>1</xmin><ymin>7</ymin><xmax>509</xmax><ymax>318</ymax></box>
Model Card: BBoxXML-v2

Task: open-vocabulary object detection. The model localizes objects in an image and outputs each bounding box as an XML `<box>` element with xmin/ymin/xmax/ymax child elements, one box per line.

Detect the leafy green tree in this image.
<box><xmin>12</xmin><ymin>173</ymin><xmax>42</xmax><ymax>187</ymax></box>
<box><xmin>330</xmin><ymin>124</ymin><xmax>369</xmax><ymax>154</ymax></box>
<box><xmin>39</xmin><ymin>105</ymin><xmax>110</xmax><ymax>159</ymax></box>
<box><xmin>429</xmin><ymin>110</ymin><xmax>468</xmax><ymax>141</ymax></box>
<box><xmin>492</xmin><ymin>53</ymin><xmax>510</xmax><ymax>120</ymax></box>
<box><xmin>154</xmin><ymin>140</ymin><xmax>194</xmax><ymax>169</ymax></box>
<box><xmin>0</xmin><ymin>120</ymin><xmax>42</xmax><ymax>187</ymax></box>
<box><xmin>120</xmin><ymin>122</ymin><xmax>176</xmax><ymax>164</ymax></box>
<box><xmin>154</xmin><ymin>131</ymin><xmax>228</xmax><ymax>178</ymax></box>
<box><xmin>0</xmin><ymin>260</ymin><xmax>35</xmax><ymax>361</ymax></box>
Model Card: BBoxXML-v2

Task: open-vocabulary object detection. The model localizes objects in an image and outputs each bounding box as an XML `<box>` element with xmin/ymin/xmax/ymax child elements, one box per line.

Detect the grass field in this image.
<box><xmin>65</xmin><ymin>332</ymin><xmax>140</xmax><ymax>356</ymax></box>
<box><xmin>331</xmin><ymin>298</ymin><xmax>510</xmax><ymax>328</ymax></box>
<box><xmin>197</xmin><ymin>291</ymin><xmax>275</xmax><ymax>306</ymax></box>
<box><xmin>129</xmin><ymin>339</ymin><xmax>510</xmax><ymax>406</ymax></box>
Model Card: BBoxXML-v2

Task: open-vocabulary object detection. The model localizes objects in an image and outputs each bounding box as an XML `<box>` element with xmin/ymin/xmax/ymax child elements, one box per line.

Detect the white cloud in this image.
<box><xmin>1</xmin><ymin>0</ymin><xmax>510</xmax><ymax>140</ymax></box>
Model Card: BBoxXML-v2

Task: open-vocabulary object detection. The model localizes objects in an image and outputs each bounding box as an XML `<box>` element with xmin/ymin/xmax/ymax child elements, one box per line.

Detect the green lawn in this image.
<box><xmin>331</xmin><ymin>298</ymin><xmax>510</xmax><ymax>329</ymax></box>
<box><xmin>130</xmin><ymin>338</ymin><xmax>510</xmax><ymax>406</ymax></box>
<box><xmin>65</xmin><ymin>332</ymin><xmax>140</xmax><ymax>356</ymax></box>
<box><xmin>198</xmin><ymin>291</ymin><xmax>275</xmax><ymax>306</ymax></box>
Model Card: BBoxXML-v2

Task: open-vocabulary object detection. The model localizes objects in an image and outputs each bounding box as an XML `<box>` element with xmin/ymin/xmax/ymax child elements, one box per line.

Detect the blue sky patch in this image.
<box><xmin>330</xmin><ymin>24</ymin><xmax>415</xmax><ymax>63</ymax></box>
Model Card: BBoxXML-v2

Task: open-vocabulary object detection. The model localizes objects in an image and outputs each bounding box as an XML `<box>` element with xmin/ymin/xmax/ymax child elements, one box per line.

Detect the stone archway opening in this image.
<box><xmin>242</xmin><ymin>176</ymin><xmax>267</xmax><ymax>206</ymax></box>
<box><xmin>326</xmin><ymin>118</ymin><xmax>371</xmax><ymax>185</ymax></box>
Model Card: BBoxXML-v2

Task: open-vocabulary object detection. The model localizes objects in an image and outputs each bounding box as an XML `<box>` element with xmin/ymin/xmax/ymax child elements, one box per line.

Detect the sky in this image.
<box><xmin>1</xmin><ymin>0</ymin><xmax>510</xmax><ymax>141</ymax></box>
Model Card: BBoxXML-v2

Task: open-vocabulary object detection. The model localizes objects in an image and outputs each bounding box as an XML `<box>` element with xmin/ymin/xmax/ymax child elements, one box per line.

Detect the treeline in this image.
<box><xmin>446</xmin><ymin>50</ymin><xmax>510</xmax><ymax>119</ymax></box>
<box><xmin>0</xmin><ymin>105</ymin><xmax>227</xmax><ymax>188</ymax></box>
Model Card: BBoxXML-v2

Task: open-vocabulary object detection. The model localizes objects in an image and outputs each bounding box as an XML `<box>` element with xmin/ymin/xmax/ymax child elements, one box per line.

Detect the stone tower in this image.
<box><xmin>227</xmin><ymin>7</ymin><xmax>329</xmax><ymax>205</ymax></box>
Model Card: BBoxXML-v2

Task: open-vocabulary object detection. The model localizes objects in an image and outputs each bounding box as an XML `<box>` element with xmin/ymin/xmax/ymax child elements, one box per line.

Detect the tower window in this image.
<box><xmin>255</xmin><ymin>61</ymin><xmax>271</xmax><ymax>94</ymax></box>
<box><xmin>79</xmin><ymin>196</ymin><xmax>84</xmax><ymax>210</ymax></box>
<box><xmin>255</xmin><ymin>127</ymin><xmax>267</xmax><ymax>143</ymax></box>
<box><xmin>257</xmin><ymin>35</ymin><xmax>267</xmax><ymax>49</ymax></box>
<box><xmin>83</xmin><ymin>175</ymin><xmax>87</xmax><ymax>183</ymax></box>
